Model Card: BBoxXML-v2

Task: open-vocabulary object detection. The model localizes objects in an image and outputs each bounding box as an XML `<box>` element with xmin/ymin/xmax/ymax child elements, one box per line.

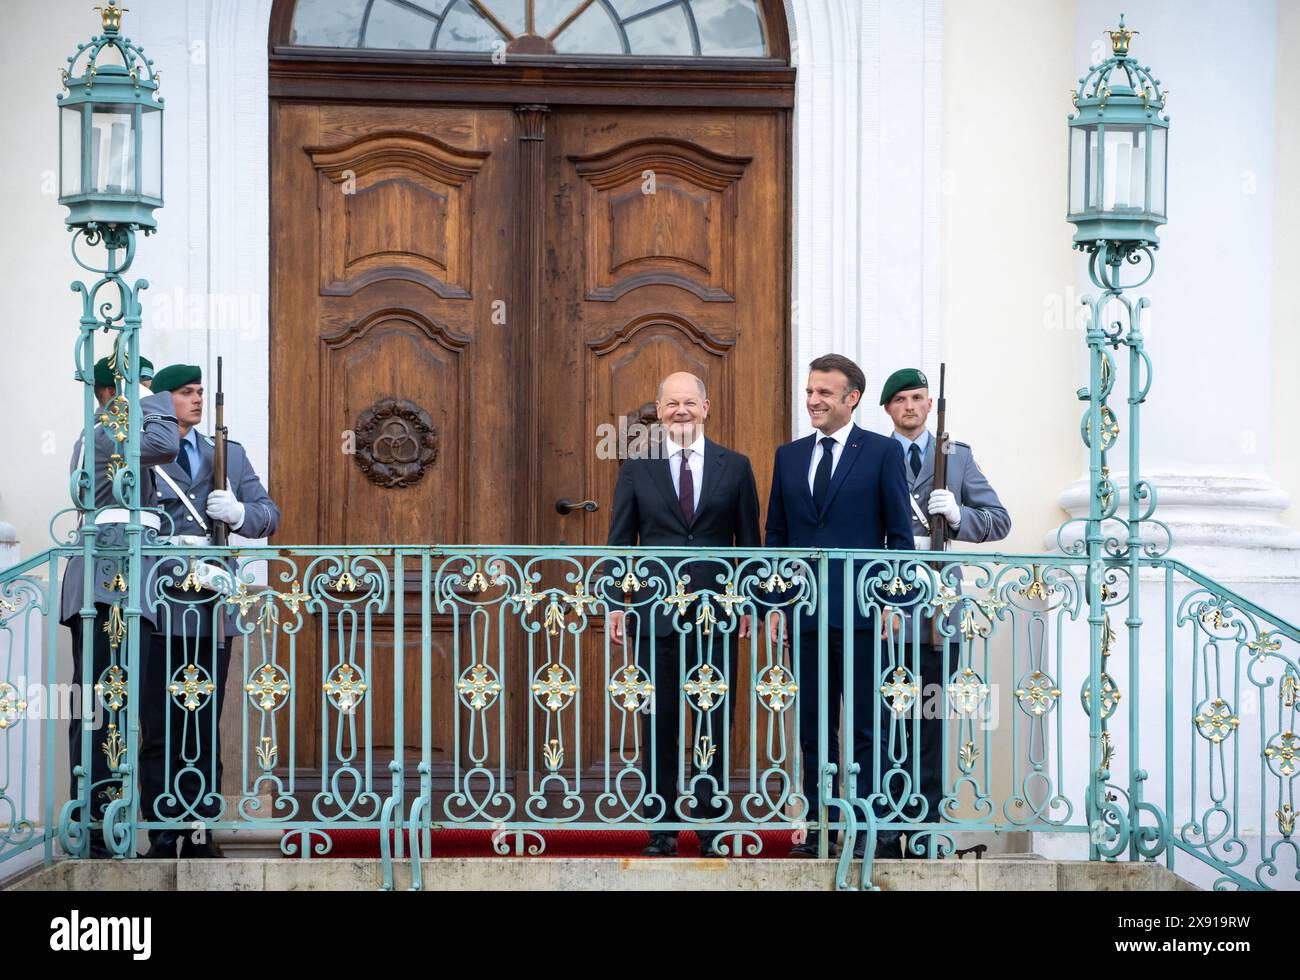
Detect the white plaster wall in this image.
<box><xmin>941</xmin><ymin>0</ymin><xmax>1078</xmax><ymax>556</ymax></box>
<box><xmin>1274</xmin><ymin>1</ymin><xmax>1300</xmax><ymax>535</ymax></box>
<box><xmin>785</xmin><ymin>0</ymin><xmax>943</xmax><ymax>444</ymax></box>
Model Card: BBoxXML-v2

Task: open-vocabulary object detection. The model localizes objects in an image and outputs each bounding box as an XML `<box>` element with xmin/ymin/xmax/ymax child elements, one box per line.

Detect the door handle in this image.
<box><xmin>555</xmin><ymin>498</ymin><xmax>599</xmax><ymax>515</ymax></box>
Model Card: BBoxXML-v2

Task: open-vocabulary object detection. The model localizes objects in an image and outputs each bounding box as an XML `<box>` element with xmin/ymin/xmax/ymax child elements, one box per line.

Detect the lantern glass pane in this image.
<box><xmin>1087</xmin><ymin>127</ymin><xmax>1100</xmax><ymax>210</ymax></box>
<box><xmin>89</xmin><ymin>105</ymin><xmax>136</xmax><ymax>195</ymax></box>
<box><xmin>1101</xmin><ymin>125</ymin><xmax>1147</xmax><ymax>212</ymax></box>
<box><xmin>60</xmin><ymin>106</ymin><xmax>83</xmax><ymax>196</ymax></box>
<box><xmin>1150</xmin><ymin>126</ymin><xmax>1167</xmax><ymax>216</ymax></box>
<box><xmin>140</xmin><ymin>107</ymin><xmax>162</xmax><ymax>199</ymax></box>
<box><xmin>1069</xmin><ymin>126</ymin><xmax>1087</xmax><ymax>213</ymax></box>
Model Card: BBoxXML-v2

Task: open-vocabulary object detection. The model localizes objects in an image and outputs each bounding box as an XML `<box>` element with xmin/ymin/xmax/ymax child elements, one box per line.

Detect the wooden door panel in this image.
<box><xmin>272</xmin><ymin>103</ymin><xmax>518</xmax><ymax>771</ymax></box>
<box><xmin>307</xmin><ymin>130</ymin><xmax>487</xmax><ymax>298</ymax></box>
<box><xmin>571</xmin><ymin>137</ymin><xmax>750</xmax><ymax>302</ymax></box>
<box><xmin>319</xmin><ymin>308</ymin><xmax>468</xmax><ymax>545</ymax></box>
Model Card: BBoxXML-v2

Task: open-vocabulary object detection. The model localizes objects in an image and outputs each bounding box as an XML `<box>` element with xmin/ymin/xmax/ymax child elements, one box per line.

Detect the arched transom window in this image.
<box><xmin>289</xmin><ymin>0</ymin><xmax>770</xmax><ymax>57</ymax></box>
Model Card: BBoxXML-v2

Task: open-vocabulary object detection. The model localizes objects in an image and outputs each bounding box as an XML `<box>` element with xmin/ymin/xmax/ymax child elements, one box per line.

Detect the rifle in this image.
<box><xmin>211</xmin><ymin>357</ymin><xmax>228</xmax><ymax>547</ymax></box>
<box><xmin>930</xmin><ymin>363</ymin><xmax>949</xmax><ymax>552</ymax></box>
<box><xmin>211</xmin><ymin>357</ymin><xmax>229</xmax><ymax>654</ymax></box>
<box><xmin>929</xmin><ymin>363</ymin><xmax>949</xmax><ymax>646</ymax></box>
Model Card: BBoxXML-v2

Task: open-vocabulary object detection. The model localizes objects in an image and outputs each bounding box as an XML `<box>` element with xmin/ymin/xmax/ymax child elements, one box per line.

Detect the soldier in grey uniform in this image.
<box><xmin>143</xmin><ymin>364</ymin><xmax>280</xmax><ymax>857</ymax></box>
<box><xmin>60</xmin><ymin>356</ymin><xmax>179</xmax><ymax>857</ymax></box>
<box><xmin>879</xmin><ymin>368</ymin><xmax>1010</xmax><ymax>854</ymax></box>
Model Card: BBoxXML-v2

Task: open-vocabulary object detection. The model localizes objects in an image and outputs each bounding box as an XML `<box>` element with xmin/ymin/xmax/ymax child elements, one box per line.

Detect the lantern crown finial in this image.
<box><xmin>1106</xmin><ymin>13</ymin><xmax>1138</xmax><ymax>57</ymax></box>
<box><xmin>94</xmin><ymin>3</ymin><xmax>126</xmax><ymax>34</ymax></box>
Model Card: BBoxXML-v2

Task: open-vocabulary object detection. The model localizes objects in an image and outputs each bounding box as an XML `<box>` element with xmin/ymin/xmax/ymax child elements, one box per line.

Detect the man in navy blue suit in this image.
<box><xmin>764</xmin><ymin>354</ymin><xmax>915</xmax><ymax>858</ymax></box>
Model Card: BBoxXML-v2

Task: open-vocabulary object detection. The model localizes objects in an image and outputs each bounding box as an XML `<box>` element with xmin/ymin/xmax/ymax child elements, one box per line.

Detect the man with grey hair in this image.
<box><xmin>606</xmin><ymin>371</ymin><xmax>761</xmax><ymax>857</ymax></box>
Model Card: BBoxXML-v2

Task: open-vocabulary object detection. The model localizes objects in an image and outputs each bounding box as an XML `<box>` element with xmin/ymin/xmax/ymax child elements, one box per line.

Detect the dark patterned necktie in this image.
<box><xmin>812</xmin><ymin>437</ymin><xmax>835</xmax><ymax>512</ymax></box>
<box><xmin>678</xmin><ymin>449</ymin><xmax>694</xmax><ymax>526</ymax></box>
<box><xmin>909</xmin><ymin>443</ymin><xmax>922</xmax><ymax>478</ymax></box>
<box><xmin>179</xmin><ymin>440</ymin><xmax>193</xmax><ymax>477</ymax></box>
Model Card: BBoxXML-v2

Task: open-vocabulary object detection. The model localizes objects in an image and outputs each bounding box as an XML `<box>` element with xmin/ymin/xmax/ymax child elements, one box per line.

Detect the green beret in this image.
<box><xmin>93</xmin><ymin>355</ymin><xmax>155</xmax><ymax>386</ymax></box>
<box><xmin>152</xmin><ymin>364</ymin><xmax>202</xmax><ymax>393</ymax></box>
<box><xmin>880</xmin><ymin>368</ymin><xmax>930</xmax><ymax>406</ymax></box>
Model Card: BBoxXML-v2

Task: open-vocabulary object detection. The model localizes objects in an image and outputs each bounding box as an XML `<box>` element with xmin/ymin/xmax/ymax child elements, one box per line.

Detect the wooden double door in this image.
<box><xmin>271</xmin><ymin>100</ymin><xmax>790</xmax><ymax>781</ymax></box>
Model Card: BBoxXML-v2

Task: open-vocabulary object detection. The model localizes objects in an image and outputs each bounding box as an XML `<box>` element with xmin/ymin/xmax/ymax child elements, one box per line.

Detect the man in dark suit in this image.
<box><xmin>606</xmin><ymin>371</ymin><xmax>761</xmax><ymax>857</ymax></box>
<box><xmin>765</xmin><ymin>354</ymin><xmax>915</xmax><ymax>858</ymax></box>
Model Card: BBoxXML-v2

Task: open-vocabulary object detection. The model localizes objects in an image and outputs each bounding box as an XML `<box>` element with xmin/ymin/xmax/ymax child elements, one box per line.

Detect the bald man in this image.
<box><xmin>605</xmin><ymin>372</ymin><xmax>761</xmax><ymax>857</ymax></box>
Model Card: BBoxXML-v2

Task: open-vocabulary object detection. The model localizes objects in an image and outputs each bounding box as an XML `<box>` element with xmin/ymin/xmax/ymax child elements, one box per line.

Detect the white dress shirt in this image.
<box><xmin>665</xmin><ymin>432</ymin><xmax>705</xmax><ymax>512</ymax></box>
<box><xmin>806</xmin><ymin>422</ymin><xmax>853</xmax><ymax>495</ymax></box>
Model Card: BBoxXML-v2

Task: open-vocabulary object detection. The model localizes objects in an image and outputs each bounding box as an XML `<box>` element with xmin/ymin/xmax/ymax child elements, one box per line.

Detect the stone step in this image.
<box><xmin>5</xmin><ymin>856</ymin><xmax>1198</xmax><ymax>892</ymax></box>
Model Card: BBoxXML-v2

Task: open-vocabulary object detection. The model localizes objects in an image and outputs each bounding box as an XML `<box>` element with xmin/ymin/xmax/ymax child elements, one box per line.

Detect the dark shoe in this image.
<box><xmin>871</xmin><ymin>833</ymin><xmax>903</xmax><ymax>860</ymax></box>
<box><xmin>641</xmin><ymin>833</ymin><xmax>678</xmax><ymax>857</ymax></box>
<box><xmin>788</xmin><ymin>839</ymin><xmax>840</xmax><ymax>858</ymax></box>
<box><xmin>179</xmin><ymin>836</ymin><xmax>224</xmax><ymax>859</ymax></box>
<box><xmin>697</xmin><ymin>834</ymin><xmax>731</xmax><ymax>857</ymax></box>
<box><xmin>144</xmin><ymin>836</ymin><xmax>179</xmax><ymax>859</ymax></box>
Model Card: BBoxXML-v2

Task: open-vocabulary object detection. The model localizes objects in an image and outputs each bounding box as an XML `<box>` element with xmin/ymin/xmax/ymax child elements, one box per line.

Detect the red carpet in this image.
<box><xmin>285</xmin><ymin>828</ymin><xmax>799</xmax><ymax>858</ymax></box>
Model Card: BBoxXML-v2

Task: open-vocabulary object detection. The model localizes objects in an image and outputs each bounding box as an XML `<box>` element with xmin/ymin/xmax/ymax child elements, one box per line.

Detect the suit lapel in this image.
<box><xmin>819</xmin><ymin>425</ymin><xmax>865</xmax><ymax>516</ymax></box>
<box><xmin>793</xmin><ymin>434</ymin><xmax>817</xmax><ymax>512</ymax></box>
<box><xmin>692</xmin><ymin>440</ymin><xmax>727</xmax><ymax>527</ymax></box>
<box><xmin>650</xmin><ymin>455</ymin><xmax>688</xmax><ymax>531</ymax></box>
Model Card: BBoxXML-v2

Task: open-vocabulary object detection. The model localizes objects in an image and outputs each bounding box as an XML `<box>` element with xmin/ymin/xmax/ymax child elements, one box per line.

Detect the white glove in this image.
<box><xmin>928</xmin><ymin>489</ymin><xmax>961</xmax><ymax>529</ymax></box>
<box><xmin>206</xmin><ymin>489</ymin><xmax>245</xmax><ymax>531</ymax></box>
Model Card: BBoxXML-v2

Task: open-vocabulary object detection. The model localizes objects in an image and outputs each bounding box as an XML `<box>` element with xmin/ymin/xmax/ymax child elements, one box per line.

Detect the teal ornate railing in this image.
<box><xmin>1</xmin><ymin>544</ymin><xmax>1293</xmax><ymax>890</ymax></box>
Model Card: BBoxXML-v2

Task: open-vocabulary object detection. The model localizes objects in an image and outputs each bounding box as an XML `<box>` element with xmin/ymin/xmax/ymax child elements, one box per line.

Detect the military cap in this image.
<box><xmin>879</xmin><ymin>367</ymin><xmax>929</xmax><ymax>406</ymax></box>
<box><xmin>151</xmin><ymin>364</ymin><xmax>202</xmax><ymax>393</ymax></box>
<box><xmin>93</xmin><ymin>354</ymin><xmax>155</xmax><ymax>386</ymax></box>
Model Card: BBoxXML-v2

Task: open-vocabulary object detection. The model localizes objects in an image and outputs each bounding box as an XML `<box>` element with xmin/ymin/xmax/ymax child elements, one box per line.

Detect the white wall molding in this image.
<box><xmin>785</xmin><ymin>0</ymin><xmax>943</xmax><ymax>439</ymax></box>
<box><xmin>205</xmin><ymin>0</ymin><xmax>274</xmax><ymax>509</ymax></box>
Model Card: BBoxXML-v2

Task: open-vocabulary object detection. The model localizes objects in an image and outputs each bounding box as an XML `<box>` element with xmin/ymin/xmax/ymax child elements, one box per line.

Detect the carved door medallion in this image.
<box><xmin>353</xmin><ymin>397</ymin><xmax>438</xmax><ymax>488</ymax></box>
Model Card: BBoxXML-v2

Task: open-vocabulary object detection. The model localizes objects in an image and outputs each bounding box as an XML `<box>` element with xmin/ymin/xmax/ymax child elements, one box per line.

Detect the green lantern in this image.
<box><xmin>1067</xmin><ymin>15</ymin><xmax>1168</xmax><ymax>251</ymax></box>
<box><xmin>57</xmin><ymin>1</ymin><xmax>163</xmax><ymax>234</ymax></box>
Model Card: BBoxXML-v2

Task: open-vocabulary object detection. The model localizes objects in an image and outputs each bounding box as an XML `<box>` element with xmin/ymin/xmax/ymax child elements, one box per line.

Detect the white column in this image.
<box><xmin>1057</xmin><ymin>0</ymin><xmax>1300</xmax><ymax>586</ymax></box>
<box><xmin>785</xmin><ymin>0</ymin><xmax>943</xmax><ymax>438</ymax></box>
